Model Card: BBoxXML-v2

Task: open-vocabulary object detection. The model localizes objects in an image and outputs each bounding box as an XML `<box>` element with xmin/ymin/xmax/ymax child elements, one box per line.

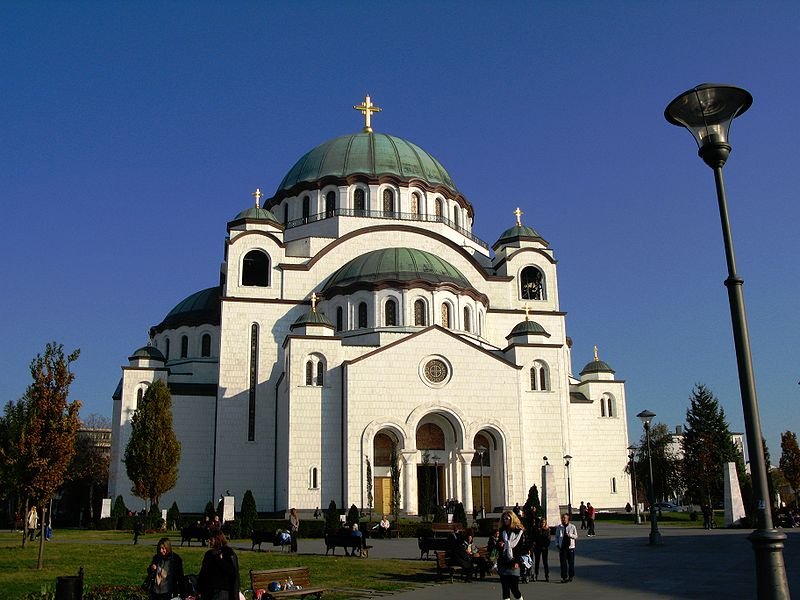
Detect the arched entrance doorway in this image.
<box><xmin>416</xmin><ymin>422</ymin><xmax>446</xmax><ymax>517</ymax></box>
<box><xmin>372</xmin><ymin>430</ymin><xmax>399</xmax><ymax>516</ymax></box>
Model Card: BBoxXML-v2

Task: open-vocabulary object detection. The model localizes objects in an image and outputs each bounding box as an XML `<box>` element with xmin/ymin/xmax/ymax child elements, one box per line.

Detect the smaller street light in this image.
<box><xmin>431</xmin><ymin>454</ymin><xmax>441</xmax><ymax>510</ymax></box>
<box><xmin>563</xmin><ymin>454</ymin><xmax>573</xmax><ymax>517</ymax></box>
<box><xmin>476</xmin><ymin>446</ymin><xmax>487</xmax><ymax>519</ymax></box>
<box><xmin>628</xmin><ymin>445</ymin><xmax>641</xmax><ymax>524</ymax></box>
<box><xmin>637</xmin><ymin>410</ymin><xmax>662</xmax><ymax>545</ymax></box>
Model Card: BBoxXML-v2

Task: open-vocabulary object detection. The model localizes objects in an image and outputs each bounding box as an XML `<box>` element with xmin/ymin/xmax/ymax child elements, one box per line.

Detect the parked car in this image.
<box><xmin>651</xmin><ymin>502</ymin><xmax>681</xmax><ymax>512</ymax></box>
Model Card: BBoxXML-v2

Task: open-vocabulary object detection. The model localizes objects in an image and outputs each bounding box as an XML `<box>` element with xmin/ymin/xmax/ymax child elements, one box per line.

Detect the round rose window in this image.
<box><xmin>424</xmin><ymin>359</ymin><xmax>448</xmax><ymax>383</ymax></box>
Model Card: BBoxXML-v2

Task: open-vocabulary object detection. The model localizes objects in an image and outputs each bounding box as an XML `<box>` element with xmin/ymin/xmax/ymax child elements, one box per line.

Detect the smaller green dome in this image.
<box><xmin>580</xmin><ymin>359</ymin><xmax>615</xmax><ymax>375</ymax></box>
<box><xmin>290</xmin><ymin>310</ymin><xmax>334</xmax><ymax>330</ymax></box>
<box><xmin>506</xmin><ymin>319</ymin><xmax>550</xmax><ymax>339</ymax></box>
<box><xmin>231</xmin><ymin>206</ymin><xmax>279</xmax><ymax>223</ymax></box>
<box><xmin>128</xmin><ymin>345</ymin><xmax>166</xmax><ymax>362</ymax></box>
<box><xmin>495</xmin><ymin>224</ymin><xmax>543</xmax><ymax>247</ymax></box>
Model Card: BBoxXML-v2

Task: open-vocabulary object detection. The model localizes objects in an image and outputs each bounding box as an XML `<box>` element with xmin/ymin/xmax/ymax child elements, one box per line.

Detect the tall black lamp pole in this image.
<box><xmin>637</xmin><ymin>410</ymin><xmax>662</xmax><ymax>545</ymax></box>
<box><xmin>563</xmin><ymin>455</ymin><xmax>573</xmax><ymax>517</ymax></box>
<box><xmin>665</xmin><ymin>84</ymin><xmax>788</xmax><ymax>598</ymax></box>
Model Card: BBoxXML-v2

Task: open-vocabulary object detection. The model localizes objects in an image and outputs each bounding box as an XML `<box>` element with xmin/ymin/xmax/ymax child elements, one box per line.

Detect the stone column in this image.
<box><xmin>402</xmin><ymin>452</ymin><xmax>417</xmax><ymax>515</ymax></box>
<box><xmin>542</xmin><ymin>464</ymin><xmax>560</xmax><ymax>525</ymax></box>
<box><xmin>459</xmin><ymin>450</ymin><xmax>475</xmax><ymax>516</ymax></box>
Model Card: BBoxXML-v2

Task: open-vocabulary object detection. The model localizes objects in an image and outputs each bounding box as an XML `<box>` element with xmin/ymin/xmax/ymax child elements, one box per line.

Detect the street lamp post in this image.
<box><xmin>563</xmin><ymin>455</ymin><xmax>572</xmax><ymax>517</ymax></box>
<box><xmin>665</xmin><ymin>84</ymin><xmax>789</xmax><ymax>598</ymax></box>
<box><xmin>477</xmin><ymin>446</ymin><xmax>487</xmax><ymax>519</ymax></box>
<box><xmin>636</xmin><ymin>410</ymin><xmax>662</xmax><ymax>545</ymax></box>
<box><xmin>628</xmin><ymin>445</ymin><xmax>641</xmax><ymax>524</ymax></box>
<box><xmin>431</xmin><ymin>454</ymin><xmax>440</xmax><ymax>510</ymax></box>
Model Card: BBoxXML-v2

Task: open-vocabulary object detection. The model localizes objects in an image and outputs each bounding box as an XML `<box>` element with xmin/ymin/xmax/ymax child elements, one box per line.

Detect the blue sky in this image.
<box><xmin>1</xmin><ymin>1</ymin><xmax>798</xmax><ymax>460</ymax></box>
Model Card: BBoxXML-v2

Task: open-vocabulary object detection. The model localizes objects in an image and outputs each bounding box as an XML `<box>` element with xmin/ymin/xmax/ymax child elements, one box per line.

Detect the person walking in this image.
<box><xmin>289</xmin><ymin>508</ymin><xmax>300</xmax><ymax>553</ymax></box>
<box><xmin>578</xmin><ymin>501</ymin><xmax>587</xmax><ymax>530</ymax></box>
<box><xmin>532</xmin><ymin>518</ymin><xmax>551</xmax><ymax>582</ymax></box>
<box><xmin>555</xmin><ymin>512</ymin><xmax>578</xmax><ymax>583</ymax></box>
<box><xmin>26</xmin><ymin>506</ymin><xmax>38</xmax><ymax>542</ymax></box>
<box><xmin>496</xmin><ymin>510</ymin><xmax>525</xmax><ymax>600</ymax></box>
<box><xmin>198</xmin><ymin>529</ymin><xmax>240</xmax><ymax>600</ymax></box>
<box><xmin>586</xmin><ymin>502</ymin><xmax>596</xmax><ymax>537</ymax></box>
<box><xmin>146</xmin><ymin>538</ymin><xmax>184</xmax><ymax>600</ymax></box>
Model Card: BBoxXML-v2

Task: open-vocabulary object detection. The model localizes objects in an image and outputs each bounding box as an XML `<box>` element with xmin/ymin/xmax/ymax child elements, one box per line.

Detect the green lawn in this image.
<box><xmin>0</xmin><ymin>530</ymin><xmax>432</xmax><ymax>599</ymax></box>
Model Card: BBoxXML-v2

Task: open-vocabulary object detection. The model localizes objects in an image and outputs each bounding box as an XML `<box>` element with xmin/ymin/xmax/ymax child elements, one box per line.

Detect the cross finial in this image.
<box><xmin>514</xmin><ymin>207</ymin><xmax>523</xmax><ymax>226</ymax></box>
<box><xmin>523</xmin><ymin>303</ymin><xmax>530</xmax><ymax>321</ymax></box>
<box><xmin>310</xmin><ymin>292</ymin><xmax>319</xmax><ymax>312</ymax></box>
<box><xmin>594</xmin><ymin>345</ymin><xmax>599</xmax><ymax>361</ymax></box>
<box><xmin>252</xmin><ymin>188</ymin><xmax>263</xmax><ymax>208</ymax></box>
<box><xmin>354</xmin><ymin>94</ymin><xmax>382</xmax><ymax>133</ymax></box>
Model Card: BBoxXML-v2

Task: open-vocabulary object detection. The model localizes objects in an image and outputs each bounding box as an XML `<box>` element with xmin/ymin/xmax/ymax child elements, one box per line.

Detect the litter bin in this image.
<box><xmin>55</xmin><ymin>575</ymin><xmax>83</xmax><ymax>600</ymax></box>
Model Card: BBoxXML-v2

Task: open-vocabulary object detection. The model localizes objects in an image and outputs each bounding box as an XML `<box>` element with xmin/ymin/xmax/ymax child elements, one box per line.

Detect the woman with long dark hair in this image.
<box><xmin>146</xmin><ymin>538</ymin><xmax>184</xmax><ymax>600</ymax></box>
<box><xmin>198</xmin><ymin>530</ymin><xmax>240</xmax><ymax>600</ymax></box>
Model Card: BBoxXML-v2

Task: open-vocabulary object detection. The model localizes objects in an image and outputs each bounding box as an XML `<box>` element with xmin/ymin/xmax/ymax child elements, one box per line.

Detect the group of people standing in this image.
<box><xmin>578</xmin><ymin>501</ymin><xmax>597</xmax><ymax>536</ymax></box>
<box><xmin>25</xmin><ymin>505</ymin><xmax>52</xmax><ymax>542</ymax></box>
<box><xmin>146</xmin><ymin>530</ymin><xmax>239</xmax><ymax>600</ymax></box>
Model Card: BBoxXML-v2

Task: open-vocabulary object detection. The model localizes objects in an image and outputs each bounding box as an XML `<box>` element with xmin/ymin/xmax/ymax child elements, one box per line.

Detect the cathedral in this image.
<box><xmin>109</xmin><ymin>97</ymin><xmax>631</xmax><ymax>516</ymax></box>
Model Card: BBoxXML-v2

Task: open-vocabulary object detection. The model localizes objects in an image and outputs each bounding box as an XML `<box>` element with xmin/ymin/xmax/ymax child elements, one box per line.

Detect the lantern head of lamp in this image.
<box><xmin>665</xmin><ymin>83</ymin><xmax>752</xmax><ymax>168</ymax></box>
<box><xmin>636</xmin><ymin>409</ymin><xmax>656</xmax><ymax>430</ymax></box>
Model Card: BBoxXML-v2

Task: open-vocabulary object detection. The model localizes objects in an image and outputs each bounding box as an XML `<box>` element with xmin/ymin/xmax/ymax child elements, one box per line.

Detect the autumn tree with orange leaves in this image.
<box><xmin>0</xmin><ymin>342</ymin><xmax>81</xmax><ymax>569</ymax></box>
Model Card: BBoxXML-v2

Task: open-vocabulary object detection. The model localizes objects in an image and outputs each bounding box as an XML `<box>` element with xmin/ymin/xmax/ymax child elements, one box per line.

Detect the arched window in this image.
<box><xmin>336</xmin><ymin>307</ymin><xmax>343</xmax><ymax>332</ymax></box>
<box><xmin>310</xmin><ymin>467</ymin><xmax>319</xmax><ymax>489</ymax></box>
<box><xmin>520</xmin><ymin>266</ymin><xmax>545</xmax><ymax>300</ymax></box>
<box><xmin>601</xmin><ymin>395</ymin><xmax>615</xmax><ymax>418</ymax></box>
<box><xmin>453</xmin><ymin>206</ymin><xmax>460</xmax><ymax>229</ymax></box>
<box><xmin>165</xmin><ymin>338</ymin><xmax>170</xmax><ymax>361</ymax></box>
<box><xmin>354</xmin><ymin>188</ymin><xmax>366</xmax><ymax>215</ymax></box>
<box><xmin>435</xmin><ymin>198</ymin><xmax>443</xmax><ymax>218</ymax></box>
<box><xmin>477</xmin><ymin>311</ymin><xmax>484</xmax><ymax>337</ymax></box>
<box><xmin>441</xmin><ymin>303</ymin><xmax>451</xmax><ymax>329</ymax></box>
<box><xmin>611</xmin><ymin>477</ymin><xmax>617</xmax><ymax>493</ymax></box>
<box><xmin>414</xmin><ymin>299</ymin><xmax>427</xmax><ymax>326</ymax></box>
<box><xmin>463</xmin><ymin>306</ymin><xmax>471</xmax><ymax>332</ymax></box>
<box><xmin>471</xmin><ymin>433</ymin><xmax>492</xmax><ymax>466</ymax></box>
<box><xmin>180</xmin><ymin>335</ymin><xmax>188</xmax><ymax>358</ymax></box>
<box><xmin>384</xmin><ymin>298</ymin><xmax>398</xmax><ymax>326</ymax></box>
<box><xmin>358</xmin><ymin>302</ymin><xmax>368</xmax><ymax>328</ymax></box>
<box><xmin>383</xmin><ymin>188</ymin><xmax>394</xmax><ymax>216</ymax></box>
<box><xmin>316</xmin><ymin>361</ymin><xmax>325</xmax><ymax>386</ymax></box>
<box><xmin>201</xmin><ymin>333</ymin><xmax>211</xmax><ymax>357</ymax></box>
<box><xmin>530</xmin><ymin>360</ymin><xmax>549</xmax><ymax>391</ymax></box>
<box><xmin>242</xmin><ymin>250</ymin><xmax>270</xmax><ymax>287</ymax></box>
<box><xmin>283</xmin><ymin>203</ymin><xmax>289</xmax><ymax>226</ymax></box>
<box><xmin>248</xmin><ymin>323</ymin><xmax>258</xmax><ymax>441</ymax></box>
<box><xmin>305</xmin><ymin>360</ymin><xmax>314</xmax><ymax>385</ymax></box>
<box><xmin>411</xmin><ymin>193</ymin><xmax>420</xmax><ymax>217</ymax></box>
<box><xmin>136</xmin><ymin>388</ymin><xmax>143</xmax><ymax>409</ymax></box>
<box><xmin>325</xmin><ymin>191</ymin><xmax>336</xmax><ymax>217</ymax></box>
<box><xmin>302</xmin><ymin>195</ymin><xmax>310</xmax><ymax>222</ymax></box>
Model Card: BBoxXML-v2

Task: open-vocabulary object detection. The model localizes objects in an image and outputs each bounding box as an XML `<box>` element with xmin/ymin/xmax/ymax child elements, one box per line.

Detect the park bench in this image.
<box><xmin>180</xmin><ymin>525</ymin><xmax>208</xmax><ymax>547</ymax></box>
<box><xmin>434</xmin><ymin>545</ymin><xmax>490</xmax><ymax>582</ymax></box>
<box><xmin>431</xmin><ymin>522</ymin><xmax>461</xmax><ymax>536</ymax></box>
<box><xmin>323</xmin><ymin>529</ymin><xmax>373</xmax><ymax>557</ymax></box>
<box><xmin>250</xmin><ymin>567</ymin><xmax>325</xmax><ymax>599</ymax></box>
<box><xmin>251</xmin><ymin>530</ymin><xmax>291</xmax><ymax>552</ymax></box>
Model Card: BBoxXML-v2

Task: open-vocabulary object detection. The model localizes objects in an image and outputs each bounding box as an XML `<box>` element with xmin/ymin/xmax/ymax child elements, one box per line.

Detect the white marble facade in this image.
<box><xmin>109</xmin><ymin>115</ymin><xmax>631</xmax><ymax>516</ymax></box>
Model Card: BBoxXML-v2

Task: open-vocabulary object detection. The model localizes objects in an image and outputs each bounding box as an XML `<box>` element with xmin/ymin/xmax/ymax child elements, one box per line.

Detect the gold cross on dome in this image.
<box><xmin>594</xmin><ymin>345</ymin><xmax>599</xmax><ymax>361</ymax></box>
<box><xmin>354</xmin><ymin>94</ymin><xmax>382</xmax><ymax>133</ymax></box>
<box><xmin>514</xmin><ymin>207</ymin><xmax>523</xmax><ymax>226</ymax></box>
<box><xmin>310</xmin><ymin>292</ymin><xmax>319</xmax><ymax>312</ymax></box>
<box><xmin>252</xmin><ymin>188</ymin><xmax>263</xmax><ymax>208</ymax></box>
<box><xmin>523</xmin><ymin>303</ymin><xmax>531</xmax><ymax>320</ymax></box>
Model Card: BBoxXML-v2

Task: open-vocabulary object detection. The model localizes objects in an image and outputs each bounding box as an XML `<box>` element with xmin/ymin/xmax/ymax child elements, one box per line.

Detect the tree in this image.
<box><xmin>167</xmin><ymin>501</ymin><xmax>181</xmax><ymax>531</ymax></box>
<box><xmin>65</xmin><ymin>428</ymin><xmax>110</xmax><ymax>525</ymax></box>
<box><xmin>240</xmin><ymin>491</ymin><xmax>257</xmax><ymax>537</ymax></box>
<box><xmin>634</xmin><ymin>422</ymin><xmax>683</xmax><ymax>504</ymax></box>
<box><xmin>682</xmin><ymin>384</ymin><xmax>745</xmax><ymax>508</ymax></box>
<box><xmin>779</xmin><ymin>431</ymin><xmax>800</xmax><ymax>508</ymax></box>
<box><xmin>365</xmin><ymin>457</ymin><xmax>373</xmax><ymax>520</ymax></box>
<box><xmin>324</xmin><ymin>500</ymin><xmax>340</xmax><ymax>532</ymax></box>
<box><xmin>123</xmin><ymin>379</ymin><xmax>181</xmax><ymax>509</ymax></box>
<box><xmin>0</xmin><ymin>343</ymin><xmax>81</xmax><ymax>568</ymax></box>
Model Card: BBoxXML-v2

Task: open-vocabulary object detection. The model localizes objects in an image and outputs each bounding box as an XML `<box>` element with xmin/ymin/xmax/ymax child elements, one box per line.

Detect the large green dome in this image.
<box><xmin>276</xmin><ymin>133</ymin><xmax>458</xmax><ymax>195</ymax></box>
<box><xmin>321</xmin><ymin>248</ymin><xmax>483</xmax><ymax>300</ymax></box>
<box><xmin>151</xmin><ymin>286</ymin><xmax>221</xmax><ymax>334</ymax></box>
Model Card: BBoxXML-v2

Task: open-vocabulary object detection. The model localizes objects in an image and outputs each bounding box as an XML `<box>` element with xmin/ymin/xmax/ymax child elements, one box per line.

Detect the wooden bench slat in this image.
<box><xmin>250</xmin><ymin>567</ymin><xmax>325</xmax><ymax>599</ymax></box>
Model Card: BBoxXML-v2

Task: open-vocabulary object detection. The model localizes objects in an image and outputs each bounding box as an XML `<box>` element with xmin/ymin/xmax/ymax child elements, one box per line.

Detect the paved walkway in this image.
<box><xmin>259</xmin><ymin>524</ymin><xmax>798</xmax><ymax>599</ymax></box>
